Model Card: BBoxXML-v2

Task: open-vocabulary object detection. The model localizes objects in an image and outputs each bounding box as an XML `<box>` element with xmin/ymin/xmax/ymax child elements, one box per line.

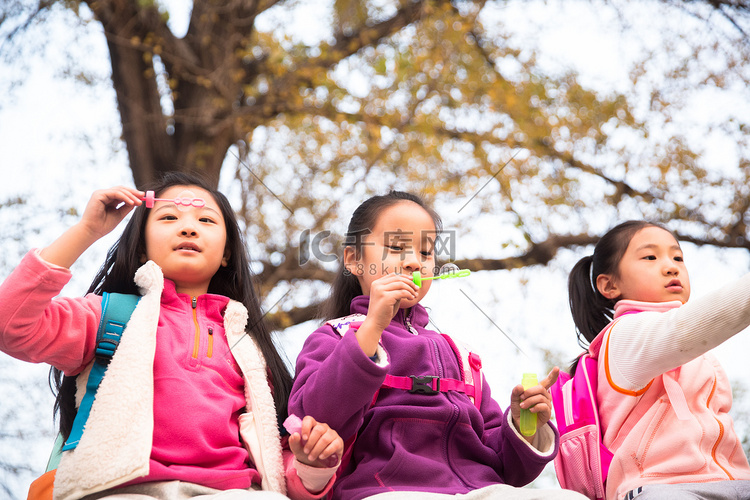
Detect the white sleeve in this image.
<box><xmin>607</xmin><ymin>272</ymin><xmax>750</xmax><ymax>391</ymax></box>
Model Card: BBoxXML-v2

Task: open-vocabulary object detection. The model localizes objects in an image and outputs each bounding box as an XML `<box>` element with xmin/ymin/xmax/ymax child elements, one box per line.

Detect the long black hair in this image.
<box><xmin>51</xmin><ymin>172</ymin><xmax>292</xmax><ymax>439</ymax></box>
<box><xmin>567</xmin><ymin>220</ymin><xmax>671</xmax><ymax>370</ymax></box>
<box><xmin>322</xmin><ymin>191</ymin><xmax>442</xmax><ymax>320</ymax></box>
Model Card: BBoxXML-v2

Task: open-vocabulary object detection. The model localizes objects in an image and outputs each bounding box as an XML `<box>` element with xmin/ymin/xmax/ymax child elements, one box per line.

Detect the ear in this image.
<box><xmin>140</xmin><ymin>254</ymin><xmax>148</xmax><ymax>264</ymax></box>
<box><xmin>343</xmin><ymin>246</ymin><xmax>362</xmax><ymax>276</ymax></box>
<box><xmin>222</xmin><ymin>248</ymin><xmax>231</xmax><ymax>268</ymax></box>
<box><xmin>596</xmin><ymin>274</ymin><xmax>621</xmax><ymax>300</ymax></box>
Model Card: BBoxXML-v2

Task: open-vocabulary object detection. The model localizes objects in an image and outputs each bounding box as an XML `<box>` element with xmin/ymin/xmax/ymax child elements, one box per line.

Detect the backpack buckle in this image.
<box><xmin>94</xmin><ymin>339</ymin><xmax>118</xmax><ymax>365</ymax></box>
<box><xmin>409</xmin><ymin>375</ymin><xmax>440</xmax><ymax>395</ymax></box>
<box><xmin>468</xmin><ymin>352</ymin><xmax>482</xmax><ymax>370</ymax></box>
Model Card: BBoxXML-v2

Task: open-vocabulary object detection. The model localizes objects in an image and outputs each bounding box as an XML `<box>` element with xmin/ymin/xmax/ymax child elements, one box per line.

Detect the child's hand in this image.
<box><xmin>79</xmin><ymin>186</ymin><xmax>144</xmax><ymax>239</ymax></box>
<box><xmin>510</xmin><ymin>367</ymin><xmax>560</xmax><ymax>441</ymax></box>
<box><xmin>40</xmin><ymin>186</ymin><xmax>144</xmax><ymax>269</ymax></box>
<box><xmin>354</xmin><ymin>273</ymin><xmax>419</xmax><ymax>357</ymax></box>
<box><xmin>364</xmin><ymin>273</ymin><xmax>419</xmax><ymax>332</ymax></box>
<box><xmin>288</xmin><ymin>416</ymin><xmax>343</xmax><ymax>468</ymax></box>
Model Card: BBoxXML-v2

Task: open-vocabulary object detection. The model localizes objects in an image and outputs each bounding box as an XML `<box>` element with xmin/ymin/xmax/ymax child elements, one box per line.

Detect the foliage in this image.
<box><xmin>2</xmin><ymin>0</ymin><xmax>750</xmax><ymax>326</ymax></box>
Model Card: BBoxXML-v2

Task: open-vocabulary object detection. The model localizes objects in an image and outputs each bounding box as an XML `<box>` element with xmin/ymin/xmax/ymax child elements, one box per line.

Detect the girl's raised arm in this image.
<box><xmin>608</xmin><ymin>272</ymin><xmax>750</xmax><ymax>390</ymax></box>
<box><xmin>40</xmin><ymin>186</ymin><xmax>143</xmax><ymax>269</ymax></box>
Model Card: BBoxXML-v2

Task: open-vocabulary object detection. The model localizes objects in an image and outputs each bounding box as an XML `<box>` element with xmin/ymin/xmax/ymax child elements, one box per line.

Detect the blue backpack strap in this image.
<box><xmin>61</xmin><ymin>292</ymin><xmax>140</xmax><ymax>452</ymax></box>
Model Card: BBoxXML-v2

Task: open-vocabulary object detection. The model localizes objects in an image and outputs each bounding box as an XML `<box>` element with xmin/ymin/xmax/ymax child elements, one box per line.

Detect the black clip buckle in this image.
<box><xmin>94</xmin><ymin>340</ymin><xmax>118</xmax><ymax>365</ymax></box>
<box><xmin>409</xmin><ymin>375</ymin><xmax>440</xmax><ymax>395</ymax></box>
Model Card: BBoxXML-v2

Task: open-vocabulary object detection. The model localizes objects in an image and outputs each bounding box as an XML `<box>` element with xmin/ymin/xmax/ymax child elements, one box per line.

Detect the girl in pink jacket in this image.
<box><xmin>567</xmin><ymin>220</ymin><xmax>750</xmax><ymax>500</ymax></box>
<box><xmin>0</xmin><ymin>173</ymin><xmax>342</xmax><ymax>500</ymax></box>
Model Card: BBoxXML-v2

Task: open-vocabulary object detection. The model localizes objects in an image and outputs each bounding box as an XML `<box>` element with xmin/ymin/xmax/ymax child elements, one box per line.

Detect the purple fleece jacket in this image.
<box><xmin>289</xmin><ymin>296</ymin><xmax>558</xmax><ymax>500</ymax></box>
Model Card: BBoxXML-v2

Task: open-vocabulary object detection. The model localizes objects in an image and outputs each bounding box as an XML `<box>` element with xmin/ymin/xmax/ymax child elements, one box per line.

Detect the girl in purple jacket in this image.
<box><xmin>289</xmin><ymin>191</ymin><xmax>586</xmax><ymax>500</ymax></box>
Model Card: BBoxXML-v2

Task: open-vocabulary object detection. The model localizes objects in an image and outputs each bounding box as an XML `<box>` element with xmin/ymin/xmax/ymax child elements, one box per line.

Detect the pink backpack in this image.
<box><xmin>550</xmin><ymin>337</ymin><xmax>613</xmax><ymax>500</ymax></box>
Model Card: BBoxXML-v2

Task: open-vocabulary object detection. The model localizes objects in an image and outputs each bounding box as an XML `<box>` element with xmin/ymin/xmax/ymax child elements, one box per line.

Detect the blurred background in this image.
<box><xmin>1</xmin><ymin>0</ymin><xmax>749</xmax><ymax>497</ymax></box>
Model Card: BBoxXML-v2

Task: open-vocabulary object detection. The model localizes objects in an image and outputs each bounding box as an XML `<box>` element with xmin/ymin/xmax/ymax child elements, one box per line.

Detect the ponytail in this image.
<box><xmin>322</xmin><ymin>268</ymin><xmax>363</xmax><ymax>320</ymax></box>
<box><xmin>568</xmin><ymin>255</ymin><xmax>615</xmax><ymax>348</ymax></box>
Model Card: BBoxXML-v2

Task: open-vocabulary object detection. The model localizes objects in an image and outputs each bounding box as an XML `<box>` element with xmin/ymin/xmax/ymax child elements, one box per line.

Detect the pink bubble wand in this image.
<box><xmin>283</xmin><ymin>414</ymin><xmax>340</xmax><ymax>468</ymax></box>
<box><xmin>142</xmin><ymin>190</ymin><xmax>206</xmax><ymax>209</ymax></box>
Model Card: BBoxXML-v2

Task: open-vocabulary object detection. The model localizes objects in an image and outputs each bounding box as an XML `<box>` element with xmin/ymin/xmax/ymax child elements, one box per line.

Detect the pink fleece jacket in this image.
<box><xmin>0</xmin><ymin>250</ymin><xmax>335</xmax><ymax>500</ymax></box>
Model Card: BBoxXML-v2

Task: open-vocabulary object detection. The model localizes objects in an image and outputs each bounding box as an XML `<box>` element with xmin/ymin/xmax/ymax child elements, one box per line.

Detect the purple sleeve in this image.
<box><xmin>288</xmin><ymin>325</ymin><xmax>388</xmax><ymax>441</ymax></box>
<box><xmin>0</xmin><ymin>250</ymin><xmax>102</xmax><ymax>375</ymax></box>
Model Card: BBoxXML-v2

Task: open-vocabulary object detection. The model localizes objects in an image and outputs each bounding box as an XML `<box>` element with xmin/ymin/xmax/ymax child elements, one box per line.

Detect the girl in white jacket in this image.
<box><xmin>565</xmin><ymin>220</ymin><xmax>750</xmax><ymax>500</ymax></box>
<box><xmin>0</xmin><ymin>173</ymin><xmax>342</xmax><ymax>500</ymax></box>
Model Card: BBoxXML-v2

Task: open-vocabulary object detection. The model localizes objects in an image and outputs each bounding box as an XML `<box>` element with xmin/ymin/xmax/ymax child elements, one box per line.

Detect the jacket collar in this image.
<box><xmin>589</xmin><ymin>299</ymin><xmax>683</xmax><ymax>355</ymax></box>
<box><xmin>159</xmin><ymin>278</ymin><xmax>230</xmax><ymax>316</ymax></box>
<box><xmin>613</xmin><ymin>299</ymin><xmax>682</xmax><ymax>318</ymax></box>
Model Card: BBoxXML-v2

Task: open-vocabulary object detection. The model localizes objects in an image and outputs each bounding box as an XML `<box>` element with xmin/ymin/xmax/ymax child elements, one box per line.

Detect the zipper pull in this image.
<box><xmin>406</xmin><ymin>310</ymin><xmax>418</xmax><ymax>335</ymax></box>
<box><xmin>207</xmin><ymin>327</ymin><xmax>214</xmax><ymax>358</ymax></box>
<box><xmin>192</xmin><ymin>296</ymin><xmax>197</xmax><ymax>309</ymax></box>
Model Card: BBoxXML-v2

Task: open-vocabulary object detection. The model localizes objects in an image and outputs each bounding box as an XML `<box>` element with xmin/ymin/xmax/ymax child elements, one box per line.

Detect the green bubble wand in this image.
<box><xmin>412</xmin><ymin>264</ymin><xmax>471</xmax><ymax>287</ymax></box>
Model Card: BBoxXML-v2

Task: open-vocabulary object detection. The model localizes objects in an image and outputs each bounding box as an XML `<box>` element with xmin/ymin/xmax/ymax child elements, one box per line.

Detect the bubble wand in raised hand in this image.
<box><xmin>142</xmin><ymin>190</ymin><xmax>206</xmax><ymax>210</ymax></box>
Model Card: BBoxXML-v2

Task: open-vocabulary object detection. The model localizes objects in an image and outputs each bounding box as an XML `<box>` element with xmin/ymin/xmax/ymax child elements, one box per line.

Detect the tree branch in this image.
<box><xmin>82</xmin><ymin>0</ymin><xmax>176</xmax><ymax>186</ymax></box>
<box><xmin>246</xmin><ymin>0</ymin><xmax>439</xmax><ymax>119</ymax></box>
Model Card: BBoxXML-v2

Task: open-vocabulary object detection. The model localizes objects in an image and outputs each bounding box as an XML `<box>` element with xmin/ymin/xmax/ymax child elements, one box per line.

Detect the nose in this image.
<box><xmin>180</xmin><ymin>223</ymin><xmax>197</xmax><ymax>237</ymax></box>
<box><xmin>664</xmin><ymin>258</ymin><xmax>679</xmax><ymax>275</ymax></box>
<box><xmin>401</xmin><ymin>248</ymin><xmax>420</xmax><ymax>273</ymax></box>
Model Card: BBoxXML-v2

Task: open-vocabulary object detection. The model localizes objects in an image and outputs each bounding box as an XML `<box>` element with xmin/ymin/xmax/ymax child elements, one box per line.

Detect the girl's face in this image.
<box><xmin>345</xmin><ymin>201</ymin><xmax>437</xmax><ymax>308</ymax></box>
<box><xmin>597</xmin><ymin>226</ymin><xmax>691</xmax><ymax>304</ymax></box>
<box><xmin>143</xmin><ymin>185</ymin><xmax>229</xmax><ymax>297</ymax></box>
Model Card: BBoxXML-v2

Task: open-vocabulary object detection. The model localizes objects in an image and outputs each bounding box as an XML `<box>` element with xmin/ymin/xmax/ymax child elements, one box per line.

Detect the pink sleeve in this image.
<box><xmin>283</xmin><ymin>448</ymin><xmax>337</xmax><ymax>500</ymax></box>
<box><xmin>281</xmin><ymin>416</ymin><xmax>337</xmax><ymax>499</ymax></box>
<box><xmin>0</xmin><ymin>250</ymin><xmax>102</xmax><ymax>375</ymax></box>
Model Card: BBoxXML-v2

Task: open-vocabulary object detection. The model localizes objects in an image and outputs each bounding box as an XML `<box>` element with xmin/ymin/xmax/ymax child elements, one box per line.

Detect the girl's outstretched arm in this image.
<box><xmin>608</xmin><ymin>273</ymin><xmax>750</xmax><ymax>390</ymax></box>
<box><xmin>40</xmin><ymin>186</ymin><xmax>143</xmax><ymax>268</ymax></box>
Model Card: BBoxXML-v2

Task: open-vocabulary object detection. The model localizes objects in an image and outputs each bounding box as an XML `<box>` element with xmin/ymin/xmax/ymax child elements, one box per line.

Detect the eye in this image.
<box><xmin>643</xmin><ymin>255</ymin><xmax>656</xmax><ymax>260</ymax></box>
<box><xmin>387</xmin><ymin>244</ymin><xmax>404</xmax><ymax>251</ymax></box>
<box><xmin>199</xmin><ymin>217</ymin><xmax>217</xmax><ymax>224</ymax></box>
<box><xmin>159</xmin><ymin>214</ymin><xmax>178</xmax><ymax>221</ymax></box>
<box><xmin>420</xmin><ymin>250</ymin><xmax>433</xmax><ymax>257</ymax></box>
<box><xmin>674</xmin><ymin>255</ymin><xmax>684</xmax><ymax>262</ymax></box>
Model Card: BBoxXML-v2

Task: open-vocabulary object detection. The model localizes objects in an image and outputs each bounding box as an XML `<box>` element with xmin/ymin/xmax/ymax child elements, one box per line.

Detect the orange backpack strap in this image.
<box><xmin>27</xmin><ymin>469</ymin><xmax>55</xmax><ymax>500</ymax></box>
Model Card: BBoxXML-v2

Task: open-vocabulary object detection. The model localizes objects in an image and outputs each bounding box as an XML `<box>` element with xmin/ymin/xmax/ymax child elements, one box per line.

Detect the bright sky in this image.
<box><xmin>1</xmin><ymin>1</ymin><xmax>749</xmax><ymax>497</ymax></box>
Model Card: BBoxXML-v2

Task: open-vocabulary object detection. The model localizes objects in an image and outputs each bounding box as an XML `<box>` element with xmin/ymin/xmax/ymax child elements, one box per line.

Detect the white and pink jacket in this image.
<box><xmin>0</xmin><ymin>250</ymin><xmax>335</xmax><ymax>500</ymax></box>
<box><xmin>595</xmin><ymin>274</ymin><xmax>750</xmax><ymax>500</ymax></box>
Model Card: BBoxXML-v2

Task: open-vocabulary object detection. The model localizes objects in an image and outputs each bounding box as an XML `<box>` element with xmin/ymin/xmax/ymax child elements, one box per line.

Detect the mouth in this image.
<box><xmin>175</xmin><ymin>242</ymin><xmax>201</xmax><ymax>252</ymax></box>
<box><xmin>666</xmin><ymin>279</ymin><xmax>682</xmax><ymax>290</ymax></box>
